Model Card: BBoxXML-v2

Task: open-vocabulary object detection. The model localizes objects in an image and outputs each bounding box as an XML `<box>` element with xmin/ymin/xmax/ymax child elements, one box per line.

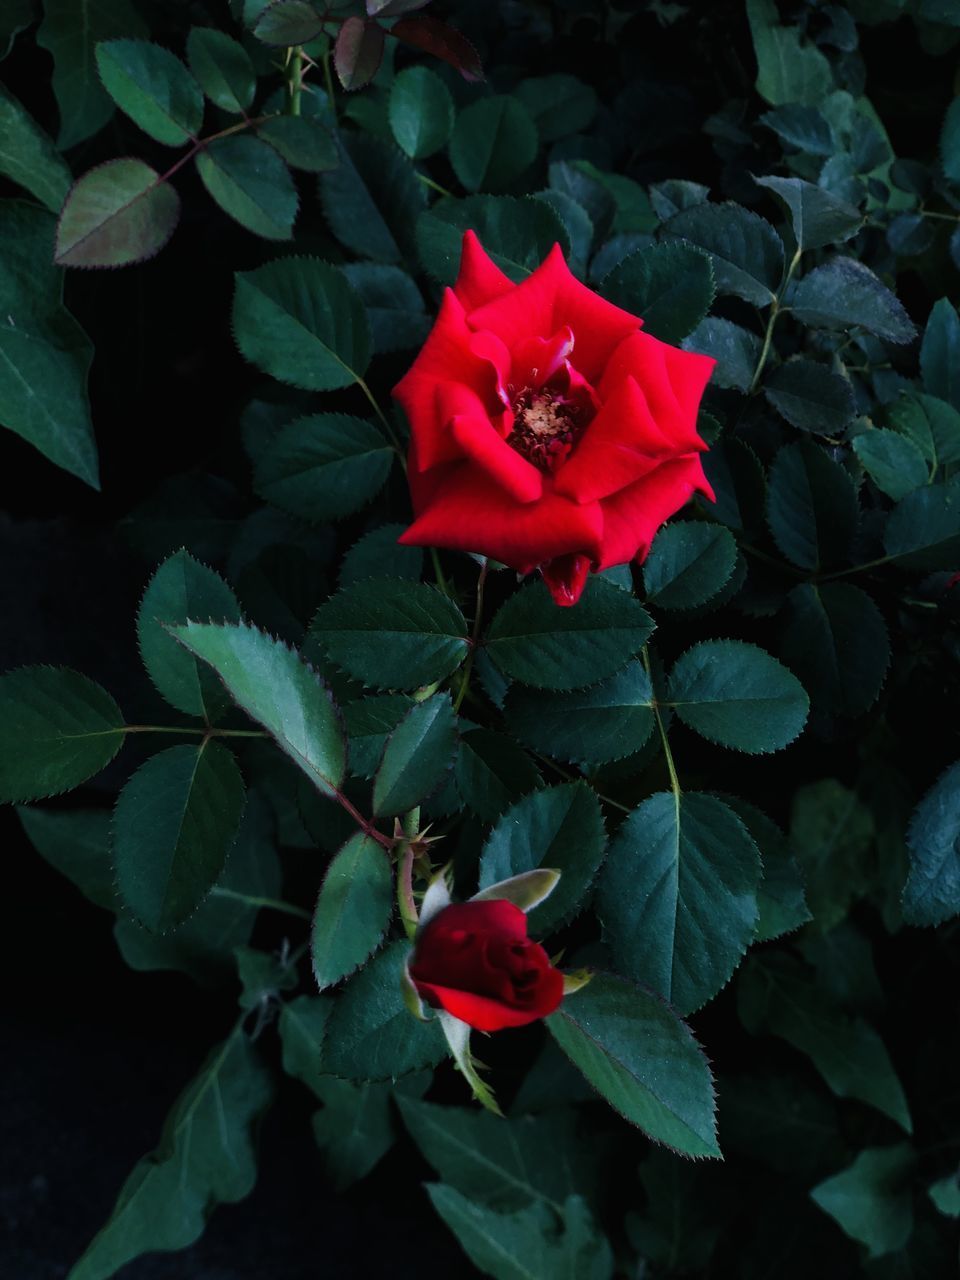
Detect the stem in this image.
<box><xmin>642</xmin><ymin>647</ymin><xmax>681</xmax><ymax>802</ymax></box>
<box><xmin>335</xmin><ymin>790</ymin><xmax>394</xmax><ymax>850</ymax></box>
<box><xmin>748</xmin><ymin>244</ymin><xmax>802</xmax><ymax>393</ymax></box>
<box><xmin>453</xmin><ymin>560</ymin><xmax>488</xmax><ymax>713</ymax></box>
<box><xmin>430</xmin><ymin>548</ymin><xmax>450</xmax><ymax>596</ymax></box>
<box><xmin>287</xmin><ymin>46</ymin><xmax>303</xmax><ymax>116</ymax></box>
<box><xmin>209</xmin><ymin>888</ymin><xmax>311</xmax><ymax>921</ymax></box>
<box><xmin>416</xmin><ymin>173</ymin><xmax>454</xmax><ymax>199</ymax></box>
<box><xmin>816</xmin><ymin>554</ymin><xmax>895</xmax><ymax>582</ymax></box>
<box><xmin>123</xmin><ymin>725</ymin><xmax>269</xmax><ymax>738</ymax></box>
<box><xmin>397</xmin><ymin>843</ymin><xmax>419</xmax><ymax>939</ymax></box>
<box><xmin>736</xmin><ymin>538</ymin><xmax>806</xmax><ymax>578</ymax></box>
<box><xmin>157</xmin><ymin>114</ymin><xmax>273</xmax><ymax>185</ymax></box>
<box><xmin>528</xmin><ymin>751</ymin><xmax>632</xmax><ymax>815</ymax></box>
<box><xmin>355</xmin><ymin>375</ymin><xmax>405</xmax><ymax>457</ymax></box>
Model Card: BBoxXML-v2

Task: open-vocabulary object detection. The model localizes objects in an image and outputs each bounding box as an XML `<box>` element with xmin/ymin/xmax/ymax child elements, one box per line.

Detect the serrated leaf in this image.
<box><xmin>941</xmin><ymin>97</ymin><xmax>960</xmax><ymax>186</ymax></box>
<box><xmin>340</xmin><ymin>262</ymin><xmax>429</xmax><ymax>354</ymax></box>
<box><xmin>455</xmin><ymin>728</ymin><xmax>540</xmax><ymax>821</ymax></box>
<box><xmin>760</xmin><ymin>104</ymin><xmax>835</xmax><ymax>156</ymax></box>
<box><xmin>485</xmin><ymin>578</ymin><xmax>654</xmax><ymax>692</ymax></box>
<box><xmin>600</xmin><ymin>242</ymin><xmax>714</xmax><ymax>344</ymax></box>
<box><xmin>883</xmin><ymin>481</ymin><xmax>960</xmax><ymax>570</ymax></box>
<box><xmin>334</xmin><ymin>16</ymin><xmax>384</xmax><ymax>91</ymax></box>
<box><xmin>449</xmin><ymin>95</ymin><xmax>538</xmax><ymax>194</ymax></box>
<box><xmin>279</xmin><ymin>993</ymin><xmax>333</xmax><ymax>1096</ymax></box>
<box><xmin>196</xmin><ymin>135</ymin><xmax>298</xmax><ymax>240</ymax></box>
<box><xmin>754</xmin><ymin>174</ymin><xmax>861</xmax><ymax>251</ymax></box>
<box><xmin>69</xmin><ymin>1029</ymin><xmax>273</xmax><ymax>1280</ymax></box>
<box><xmin>391</xmin><ymin>13</ymin><xmax>484</xmax><ymax>83</ymax></box>
<box><xmin>254</xmin><ymin>0</ymin><xmax>324</xmax><ymax>45</ymax></box>
<box><xmin>722</xmin><ymin>797</ymin><xmax>811</xmax><ymax>942</ymax></box>
<box><xmin>902</xmin><ymin>759</ymin><xmax>960</xmax><ymax>927</ymax></box>
<box><xmin>683</xmin><ymin>317</ymin><xmax>761</xmax><ymax>392</ymax></box>
<box><xmin>95</xmin><ymin>38</ymin><xmax>203</xmax><ymax>146</ymax></box>
<box><xmin>764</xmin><ymin>360</ymin><xmax>856</xmax><ymax>436</ymax></box>
<box><xmin>388</xmin><ymin>65</ymin><xmax>454</xmax><ymax>159</ymax></box>
<box><xmin>811</xmin><ymin>1146</ymin><xmax>916</xmax><ymax>1259</ymax></box>
<box><xmin>114</xmin><ymin>741</ymin><xmax>245</xmax><ymax>932</ymax></box>
<box><xmin>920</xmin><ymin>298</ymin><xmax>960</xmax><ymax>409</ymax></box>
<box><xmin>186</xmin><ymin>27</ymin><xmax>255</xmax><ymax>114</ymax></box>
<box><xmin>55</xmin><ymin>158</ymin><xmax>180</xmax><ymax>267</ymax></box>
<box><xmin>416</xmin><ymin>195</ymin><xmax>570</xmax><ymax>286</ymax></box>
<box><xmin>478</xmin><ymin>784</ymin><xmax>606</xmax><ymax>936</ymax></box>
<box><xmin>780</xmin><ymin>583</ymin><xmax>890</xmax><ymax>719</ymax></box>
<box><xmin>311</xmin><ymin>1075</ymin><xmax>404</xmax><ymax>1190</ymax></box>
<box><xmin>790</xmin><ymin>779</ymin><xmax>874</xmax><ymax>932</ymax></box>
<box><xmin>340</xmin><ymin>525</ymin><xmax>423</xmax><ymax>588</ymax></box>
<box><xmin>766</xmin><ymin>440</ymin><xmax>859</xmax><ymax>571</ymax></box>
<box><xmin>171</xmin><ymin>621</ymin><xmax>346</xmax><ymax>797</ymax></box>
<box><xmin>662</xmin><ymin>201</ymin><xmax>783</xmax><ymax>307</ymax></box>
<box><xmin>0</xmin><ymin>667</ymin><xmax>124</xmax><ymax>802</ymax></box>
<box><xmin>547</xmin><ymin>973</ymin><xmax>720</xmax><ymax>1157</ymax></box>
<box><xmin>323</xmin><ymin>940</ymin><xmax>446</xmax><ymax>1081</ymax></box>
<box><xmin>746</xmin><ymin>0</ymin><xmax>833</xmax><ymax>106</ymax></box>
<box><xmin>516</xmin><ymin>73</ymin><xmax>597</xmax><ymax>144</ymax></box>
<box><xmin>311</xmin><ymin>832</ymin><xmax>393</xmax><ymax>989</ymax></box>
<box><xmin>232</xmin><ymin>257</ymin><xmax>371</xmax><ymax>390</ymax></box>
<box><xmin>256</xmin><ymin>115</ymin><xmax>338</xmax><ymax>172</ymax></box>
<box><xmin>598</xmin><ymin>792</ymin><xmax>761</xmax><ymax>1014</ymax></box>
<box><xmin>372</xmin><ymin>693</ymin><xmax>457</xmax><ymax>816</ymax></box>
<box><xmin>253</xmin><ymin>414</ymin><xmax>393</xmax><ymax>521</ymax></box>
<box><xmin>643</xmin><ymin>522</ymin><xmax>738</xmax><ymax>610</ymax></box>
<box><xmin>666</xmin><ymin>639</ymin><xmax>808</xmax><ymax>754</ymax></box>
<box><xmin>791</xmin><ymin>258</ymin><xmax>917</xmax><ymax>344</ymax></box>
<box><xmin>505</xmin><ymin>661</ymin><xmax>654</xmax><ymax>767</ymax></box>
<box><xmin>0</xmin><ymin>84</ymin><xmax>72</xmax><ymax>211</ymax></box>
<box><xmin>18</xmin><ymin>807</ymin><xmax>115</xmax><ymax>911</ymax></box>
<box><xmin>137</xmin><ymin>549</ymin><xmax>241</xmax><ymax>720</ymax></box>
<box><xmin>318</xmin><ymin>132</ymin><xmax>424</xmax><ymax>264</ymax></box>
<box><xmin>309</xmin><ymin>580</ymin><xmax>469</xmax><ymax>691</ymax></box>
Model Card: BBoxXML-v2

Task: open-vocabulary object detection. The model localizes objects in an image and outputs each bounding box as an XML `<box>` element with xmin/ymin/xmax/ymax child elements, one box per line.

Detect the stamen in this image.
<box><xmin>506</xmin><ymin>388</ymin><xmax>587</xmax><ymax>474</ymax></box>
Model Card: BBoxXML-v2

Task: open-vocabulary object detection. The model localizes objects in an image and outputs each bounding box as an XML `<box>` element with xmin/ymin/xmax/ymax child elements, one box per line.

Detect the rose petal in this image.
<box><xmin>597</xmin><ymin>455</ymin><xmax>715</xmax><ymax>569</ymax></box>
<box><xmin>450</xmin><ymin>415</ymin><xmax>543</xmax><ymax>503</ymax></box>
<box><xmin>453</xmin><ymin>229</ymin><xmax>515</xmax><ymax>311</ymax></box>
<box><xmin>412</xmin><ymin>980</ymin><xmax>561</xmax><ymax>1031</ymax></box>
<box><xmin>598</xmin><ymin>331</ymin><xmax>714</xmax><ymax>451</ymax></box>
<box><xmin>512</xmin><ymin>326</ymin><xmax>575</xmax><ymax>390</ymax></box>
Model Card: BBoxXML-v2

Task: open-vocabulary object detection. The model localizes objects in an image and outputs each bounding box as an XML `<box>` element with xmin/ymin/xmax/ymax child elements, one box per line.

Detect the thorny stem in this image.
<box><xmin>748</xmin><ymin>244</ymin><xmax>803</xmax><ymax>393</ymax></box>
<box><xmin>286</xmin><ymin>46</ymin><xmax>304</xmax><ymax>116</ymax></box>
<box><xmin>397</xmin><ymin>808</ymin><xmax>421</xmax><ymax>939</ymax></box>
<box><xmin>453</xmin><ymin>559</ymin><xmax>488</xmax><ymax>713</ymax></box>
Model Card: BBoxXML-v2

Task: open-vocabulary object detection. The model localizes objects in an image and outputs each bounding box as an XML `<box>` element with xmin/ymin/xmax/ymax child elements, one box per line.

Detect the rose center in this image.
<box><xmin>506</xmin><ymin>389</ymin><xmax>587</xmax><ymax>474</ymax></box>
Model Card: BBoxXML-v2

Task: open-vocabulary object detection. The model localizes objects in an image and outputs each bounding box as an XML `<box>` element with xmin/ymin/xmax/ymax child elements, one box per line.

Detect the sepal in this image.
<box><xmin>470</xmin><ymin>867</ymin><xmax>561</xmax><ymax>913</ymax></box>
<box><xmin>437</xmin><ymin>1010</ymin><xmax>503</xmax><ymax>1116</ymax></box>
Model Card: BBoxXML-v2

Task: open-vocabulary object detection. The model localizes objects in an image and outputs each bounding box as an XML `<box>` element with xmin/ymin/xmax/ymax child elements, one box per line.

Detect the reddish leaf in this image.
<box><xmin>334</xmin><ymin>17</ymin><xmax>385</xmax><ymax>91</ymax></box>
<box><xmin>391</xmin><ymin>14</ymin><xmax>484</xmax><ymax>82</ymax></box>
<box><xmin>55</xmin><ymin>157</ymin><xmax>180</xmax><ymax>268</ymax></box>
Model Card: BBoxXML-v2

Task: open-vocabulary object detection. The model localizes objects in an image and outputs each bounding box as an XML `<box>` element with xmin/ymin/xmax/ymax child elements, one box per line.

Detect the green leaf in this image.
<box><xmin>905</xmin><ymin>393</ymin><xmax>960</xmax><ymax>466</ymax></box>
<box><xmin>340</xmin><ymin>262</ymin><xmax>429</xmax><ymax>354</ymax></box>
<box><xmin>883</xmin><ymin>481</ymin><xmax>960</xmax><ymax>570</ymax></box>
<box><xmin>344</xmin><ymin>695</ymin><xmax>413</xmax><ymax>778</ymax></box>
<box><xmin>340</xmin><ymin>525</ymin><xmax>423</xmax><ymax>589</ymax></box>
<box><xmin>547</xmin><ymin>973</ymin><xmax>719</xmax><ymax>1156</ymax></box>
<box><xmin>170</xmin><ymin>621</ymin><xmax>346</xmax><ymax>797</ymax></box>
<box><xmin>598</xmin><ymin>792</ymin><xmax>761</xmax><ymax>1014</ymax></box>
<box><xmin>920</xmin><ymin>298</ymin><xmax>960</xmax><ymax>409</ymax></box>
<box><xmin>311</xmin><ymin>832</ymin><xmax>393</xmax><ymax>989</ymax></box>
<box><xmin>0</xmin><ymin>202</ymin><xmax>99</xmax><ymax>486</ymax></box>
<box><xmin>667</xmin><ymin>639</ymin><xmax>808</xmax><ymax>754</ymax></box>
<box><xmin>318</xmin><ymin>132</ymin><xmax>425</xmax><ymax>264</ymax></box>
<box><xmin>388</xmin><ymin>65</ymin><xmax>454</xmax><ymax>159</ymax></box>
<box><xmin>253</xmin><ymin>0</ymin><xmax>324</xmax><ymax>45</ymax></box>
<box><xmin>853</xmin><ymin>427</ymin><xmax>929</xmax><ymax>500</ymax></box>
<box><xmin>449</xmin><ymin>95</ymin><xmax>538</xmax><ymax>194</ymax></box>
<box><xmin>427</xmin><ymin>1187</ymin><xmax>613</xmax><ymax>1280</ymax></box>
<box><xmin>746</xmin><ymin>0</ymin><xmax>833</xmax><ymax>106</ymax></box>
<box><xmin>643</xmin><ymin>522</ymin><xmax>738</xmax><ymax>610</ymax></box>
<box><xmin>738</xmin><ymin>954</ymin><xmax>912</xmax><ymax>1131</ymax></box>
<box><xmin>18</xmin><ymin>807</ymin><xmax>115</xmax><ymax>911</ymax></box>
<box><xmin>256</xmin><ymin>115</ymin><xmax>338</xmax><ymax>172</ymax></box>
<box><xmin>478</xmin><ymin>784</ymin><xmax>606</xmax><ymax>936</ymax></box>
<box><xmin>599</xmin><ymin>242</ymin><xmax>714</xmax><ymax>344</ymax></box>
<box><xmin>790</xmin><ymin>779</ymin><xmax>874</xmax><ymax>931</ymax></box>
<box><xmin>662</xmin><ymin>201</ymin><xmax>783</xmax><ymax>307</ymax></box>
<box><xmin>55</xmin><ymin>158</ymin><xmax>180</xmax><ymax>267</ymax></box>
<box><xmin>791</xmin><ymin>258</ymin><xmax>917</xmax><ymax>344</ymax></box>
<box><xmin>533</xmin><ymin>189</ymin><xmax>593</xmax><ymax>278</ymax></box>
<box><xmin>515</xmin><ymin>73</ymin><xmax>597</xmax><ymax>143</ymax></box>
<box><xmin>232</xmin><ymin>257</ymin><xmax>371</xmax><ymax>391</ymax></box>
<box><xmin>0</xmin><ymin>85</ymin><xmax>72</xmax><ymax>211</ymax></box>
<box><xmin>137</xmin><ymin>549</ymin><xmax>242</xmax><ymax>720</ymax></box>
<box><xmin>416</xmin><ymin>195</ymin><xmax>570</xmax><ymax>286</ymax></box>
<box><xmin>683</xmin><ymin>317</ymin><xmax>762</xmax><ymax>392</ymax></box>
<box><xmin>754</xmin><ymin>174</ymin><xmax>861</xmax><ymax>250</ymax></box>
<box><xmin>196</xmin><ymin>136</ymin><xmax>298</xmax><ymax>240</ymax></box>
<box><xmin>69</xmin><ymin>1029</ymin><xmax>273</xmax><ymax>1280</ymax></box>
<box><xmin>766</xmin><ymin>440</ymin><xmax>859</xmax><ymax>571</ymax></box>
<box><xmin>114</xmin><ymin>741</ymin><xmax>246</xmax><ymax>932</ymax></box>
<box><xmin>279</xmin><ymin>993</ymin><xmax>333</xmax><ymax>1096</ymax></box>
<box><xmin>941</xmin><ymin>97</ymin><xmax>960</xmax><ymax>185</ymax></box>
<box><xmin>37</xmin><ymin>0</ymin><xmax>147</xmax><ymax>150</ymax></box>
<box><xmin>253</xmin><ymin>414</ymin><xmax>393</xmax><ymax>521</ymax></box>
<box><xmin>0</xmin><ymin>667</ymin><xmax>124</xmax><ymax>802</ymax></box>
<box><xmin>760</xmin><ymin>104</ymin><xmax>835</xmax><ymax>155</ymax></box>
<box><xmin>95</xmin><ymin>39</ymin><xmax>203</xmax><ymax>146</ymax></box>
<box><xmin>311</xmin><ymin>1077</ymin><xmax>400</xmax><ymax>1190</ymax></box>
<box><xmin>722</xmin><ymin>797</ymin><xmax>811</xmax><ymax>942</ymax></box>
<box><xmin>235</xmin><ymin>944</ymin><xmax>297</xmax><ymax>1009</ymax></box>
<box><xmin>309</xmin><ymin>580</ymin><xmax>469</xmax><ymax>691</ymax></box>
<box><xmin>811</xmin><ymin>1146</ymin><xmax>915</xmax><ymax>1259</ymax></box>
<box><xmin>455</xmin><ymin>729</ymin><xmax>541</xmax><ymax>821</ymax></box>
<box><xmin>505</xmin><ymin>661</ymin><xmax>654</xmax><ymax>767</ymax></box>
<box><xmin>764</xmin><ymin>360</ymin><xmax>856</xmax><ymax>436</ymax></box>
<box><xmin>929</xmin><ymin>1170</ymin><xmax>960</xmax><ymax>1217</ymax></box>
<box><xmin>186</xmin><ymin>27</ymin><xmax>255</xmax><ymax>114</ymax></box>
<box><xmin>372</xmin><ymin>693</ymin><xmax>457</xmax><ymax>816</ymax></box>
<box><xmin>902</xmin><ymin>759</ymin><xmax>960</xmax><ymax>927</ymax></box>
<box><xmin>322</xmin><ymin>940</ymin><xmax>446</xmax><ymax>1081</ymax></box>
<box><xmin>780</xmin><ymin>584</ymin><xmax>890</xmax><ymax>719</ymax></box>
<box><xmin>485</xmin><ymin>578</ymin><xmax>655</xmax><ymax>692</ymax></box>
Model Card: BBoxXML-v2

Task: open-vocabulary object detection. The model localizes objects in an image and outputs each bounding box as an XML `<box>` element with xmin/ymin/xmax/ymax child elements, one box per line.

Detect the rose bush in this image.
<box><xmin>409</xmin><ymin>897</ymin><xmax>564</xmax><ymax>1032</ymax></box>
<box><xmin>394</xmin><ymin>231</ymin><xmax>716</xmax><ymax>605</ymax></box>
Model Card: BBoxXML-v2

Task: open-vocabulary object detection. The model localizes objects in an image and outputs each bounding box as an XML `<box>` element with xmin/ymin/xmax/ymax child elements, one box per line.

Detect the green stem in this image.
<box><xmin>430</xmin><ymin>548</ymin><xmax>450</xmax><ymax>596</ymax></box>
<box><xmin>209</xmin><ymin>888</ymin><xmax>311</xmax><ymax>921</ymax></box>
<box><xmin>416</xmin><ymin>173</ymin><xmax>454</xmax><ymax>199</ymax></box>
<box><xmin>397</xmin><ymin>842</ymin><xmax>419</xmax><ymax>939</ymax></box>
<box><xmin>736</xmin><ymin>538</ymin><xmax>806</xmax><ymax>578</ymax></box>
<box><xmin>642</xmin><ymin>647</ymin><xmax>681</xmax><ymax>802</ymax></box>
<box><xmin>528</xmin><ymin>751</ymin><xmax>632</xmax><ymax>815</ymax></box>
<box><xmin>453</xmin><ymin>560</ymin><xmax>488</xmax><ymax>713</ymax></box>
<box><xmin>816</xmin><ymin>554</ymin><xmax>895</xmax><ymax>582</ymax></box>
<box><xmin>748</xmin><ymin>244</ymin><xmax>802</xmax><ymax>393</ymax></box>
<box><xmin>287</xmin><ymin>46</ymin><xmax>303</xmax><ymax>116</ymax></box>
<box><xmin>355</xmin><ymin>375</ymin><xmax>405</xmax><ymax>457</ymax></box>
<box><xmin>123</xmin><ymin>725</ymin><xmax>269</xmax><ymax>738</ymax></box>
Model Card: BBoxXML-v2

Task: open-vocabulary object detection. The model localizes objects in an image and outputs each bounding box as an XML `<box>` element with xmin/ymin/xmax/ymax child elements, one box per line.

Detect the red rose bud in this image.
<box><xmin>409</xmin><ymin>898</ymin><xmax>564</xmax><ymax>1032</ymax></box>
<box><xmin>393</xmin><ymin>231</ymin><xmax>716</xmax><ymax>606</ymax></box>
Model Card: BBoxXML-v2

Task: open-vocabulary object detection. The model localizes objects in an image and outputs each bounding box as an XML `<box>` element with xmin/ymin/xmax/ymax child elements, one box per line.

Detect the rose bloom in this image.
<box><xmin>409</xmin><ymin>898</ymin><xmax>563</xmax><ymax>1032</ymax></box>
<box><xmin>393</xmin><ymin>231</ymin><xmax>716</xmax><ymax>605</ymax></box>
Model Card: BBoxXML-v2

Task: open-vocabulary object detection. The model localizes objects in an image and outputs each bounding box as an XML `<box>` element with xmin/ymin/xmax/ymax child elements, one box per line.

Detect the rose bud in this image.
<box><xmin>408</xmin><ymin>898</ymin><xmax>564</xmax><ymax>1032</ymax></box>
<box><xmin>393</xmin><ymin>230</ymin><xmax>716</xmax><ymax>606</ymax></box>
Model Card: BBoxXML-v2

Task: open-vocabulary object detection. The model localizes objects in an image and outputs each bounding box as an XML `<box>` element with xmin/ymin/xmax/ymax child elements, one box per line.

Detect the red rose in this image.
<box><xmin>393</xmin><ymin>231</ymin><xmax>716</xmax><ymax>605</ymax></box>
<box><xmin>409</xmin><ymin>898</ymin><xmax>564</xmax><ymax>1032</ymax></box>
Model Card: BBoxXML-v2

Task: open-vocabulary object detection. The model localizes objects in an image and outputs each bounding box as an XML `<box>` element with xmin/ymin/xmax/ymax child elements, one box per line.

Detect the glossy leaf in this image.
<box><xmin>0</xmin><ymin>84</ymin><xmax>72</xmax><ymax>211</ymax></box>
<box><xmin>372</xmin><ymin>693</ymin><xmax>457</xmax><ymax>816</ymax></box>
<box><xmin>780</xmin><ymin>583</ymin><xmax>890</xmax><ymax>719</ymax></box>
<box><xmin>791</xmin><ymin>258</ymin><xmax>917</xmax><ymax>344</ymax></box>
<box><xmin>811</xmin><ymin>1146</ymin><xmax>915</xmax><ymax>1259</ymax></box>
<box><xmin>883</xmin><ymin>481</ymin><xmax>960</xmax><ymax>570</ymax></box>
<box><xmin>902</xmin><ymin>759</ymin><xmax>960</xmax><ymax>927</ymax></box>
<box><xmin>339</xmin><ymin>525</ymin><xmax>423</xmax><ymax>588</ymax></box>
<box><xmin>340</xmin><ymin>263</ymin><xmax>429</xmax><ymax>353</ymax></box>
<box><xmin>515</xmin><ymin>73</ymin><xmax>597</xmax><ymax>144</ymax></box>
<box><xmin>186</xmin><ymin>27</ymin><xmax>255</xmax><ymax>113</ymax></box>
<box><xmin>683</xmin><ymin>317</ymin><xmax>762</xmax><ymax>392</ymax></box>
<box><xmin>253</xmin><ymin>414</ymin><xmax>393</xmax><ymax>521</ymax></box>
<box><xmin>600</xmin><ymin>242</ymin><xmax>714</xmax><ymax>344</ymax></box>
<box><xmin>455</xmin><ymin>729</ymin><xmax>540</xmax><ymax>822</ymax></box>
<box><xmin>256</xmin><ymin>115</ymin><xmax>338</xmax><ymax>172</ymax></box>
<box><xmin>253</xmin><ymin>0</ymin><xmax>324</xmax><ymax>45</ymax></box>
<box><xmin>643</xmin><ymin>522</ymin><xmax>738</xmax><ymax>610</ymax></box>
<box><xmin>722</xmin><ymin>797</ymin><xmax>811</xmax><ymax>942</ymax></box>
<box><xmin>766</xmin><ymin>440</ymin><xmax>859</xmax><ymax>571</ymax></box>
<box><xmin>754</xmin><ymin>174</ymin><xmax>861</xmax><ymax>250</ymax></box>
<box><xmin>55</xmin><ymin>158</ymin><xmax>180</xmax><ymax>267</ymax></box>
<box><xmin>334</xmin><ymin>17</ymin><xmax>384</xmax><ymax>91</ymax></box>
<box><xmin>391</xmin><ymin>13</ymin><xmax>483</xmax><ymax>83</ymax></box>
<box><xmin>662</xmin><ymin>201</ymin><xmax>783</xmax><ymax>307</ymax></box>
<box><xmin>95</xmin><ymin>39</ymin><xmax>203</xmax><ymax>146</ymax></box>
<box><xmin>449</xmin><ymin>96</ymin><xmax>538</xmax><ymax>194</ymax></box>
<box><xmin>920</xmin><ymin>298</ymin><xmax>960</xmax><ymax>409</ymax></box>
<box><xmin>196</xmin><ymin>136</ymin><xmax>298</xmax><ymax>240</ymax></box>
<box><xmin>416</xmin><ymin>194</ymin><xmax>569</xmax><ymax>287</ymax></box>
<box><xmin>318</xmin><ymin>133</ymin><xmax>425</xmax><ymax>264</ymax></box>
<box><xmin>311</xmin><ymin>833</ymin><xmax>393</xmax><ymax>989</ymax></box>
<box><xmin>764</xmin><ymin>360</ymin><xmax>856</xmax><ymax>436</ymax></box>
<box><xmin>18</xmin><ymin>807</ymin><xmax>116</xmax><ymax>911</ymax></box>
<box><xmin>388</xmin><ymin>65</ymin><xmax>454</xmax><ymax>159</ymax></box>
<box><xmin>278</xmin><ymin>993</ymin><xmax>333</xmax><ymax>1096</ymax></box>
<box><xmin>747</xmin><ymin>0</ymin><xmax>833</xmax><ymax>106</ymax></box>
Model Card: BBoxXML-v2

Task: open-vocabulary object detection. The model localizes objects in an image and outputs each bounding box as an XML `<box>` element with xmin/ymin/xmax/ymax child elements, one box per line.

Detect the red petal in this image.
<box><xmin>398</xmin><ymin>467</ymin><xmax>604</xmax><ymax>569</ymax></box>
<box><xmin>512</xmin><ymin>326</ymin><xmax>575</xmax><ymax>390</ymax></box>
<box><xmin>450</xmin><ymin>414</ymin><xmax>543</xmax><ymax>503</ymax></box>
<box><xmin>412</xmin><ymin>981</ymin><xmax>555</xmax><ymax>1031</ymax></box>
<box><xmin>454</xmin><ymin>230</ymin><xmax>514</xmax><ymax>310</ymax></box>
<box><xmin>421</xmin><ymin>899</ymin><xmax>529</xmax><ymax>939</ymax></box>
<box><xmin>541</xmin><ymin>553</ymin><xmax>592</xmax><ymax>606</ymax></box>
<box><xmin>598</xmin><ymin>331</ymin><xmax>714</xmax><ymax>452</ymax></box>
<box><xmin>597</xmin><ymin>455</ymin><xmax>715</xmax><ymax>569</ymax></box>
